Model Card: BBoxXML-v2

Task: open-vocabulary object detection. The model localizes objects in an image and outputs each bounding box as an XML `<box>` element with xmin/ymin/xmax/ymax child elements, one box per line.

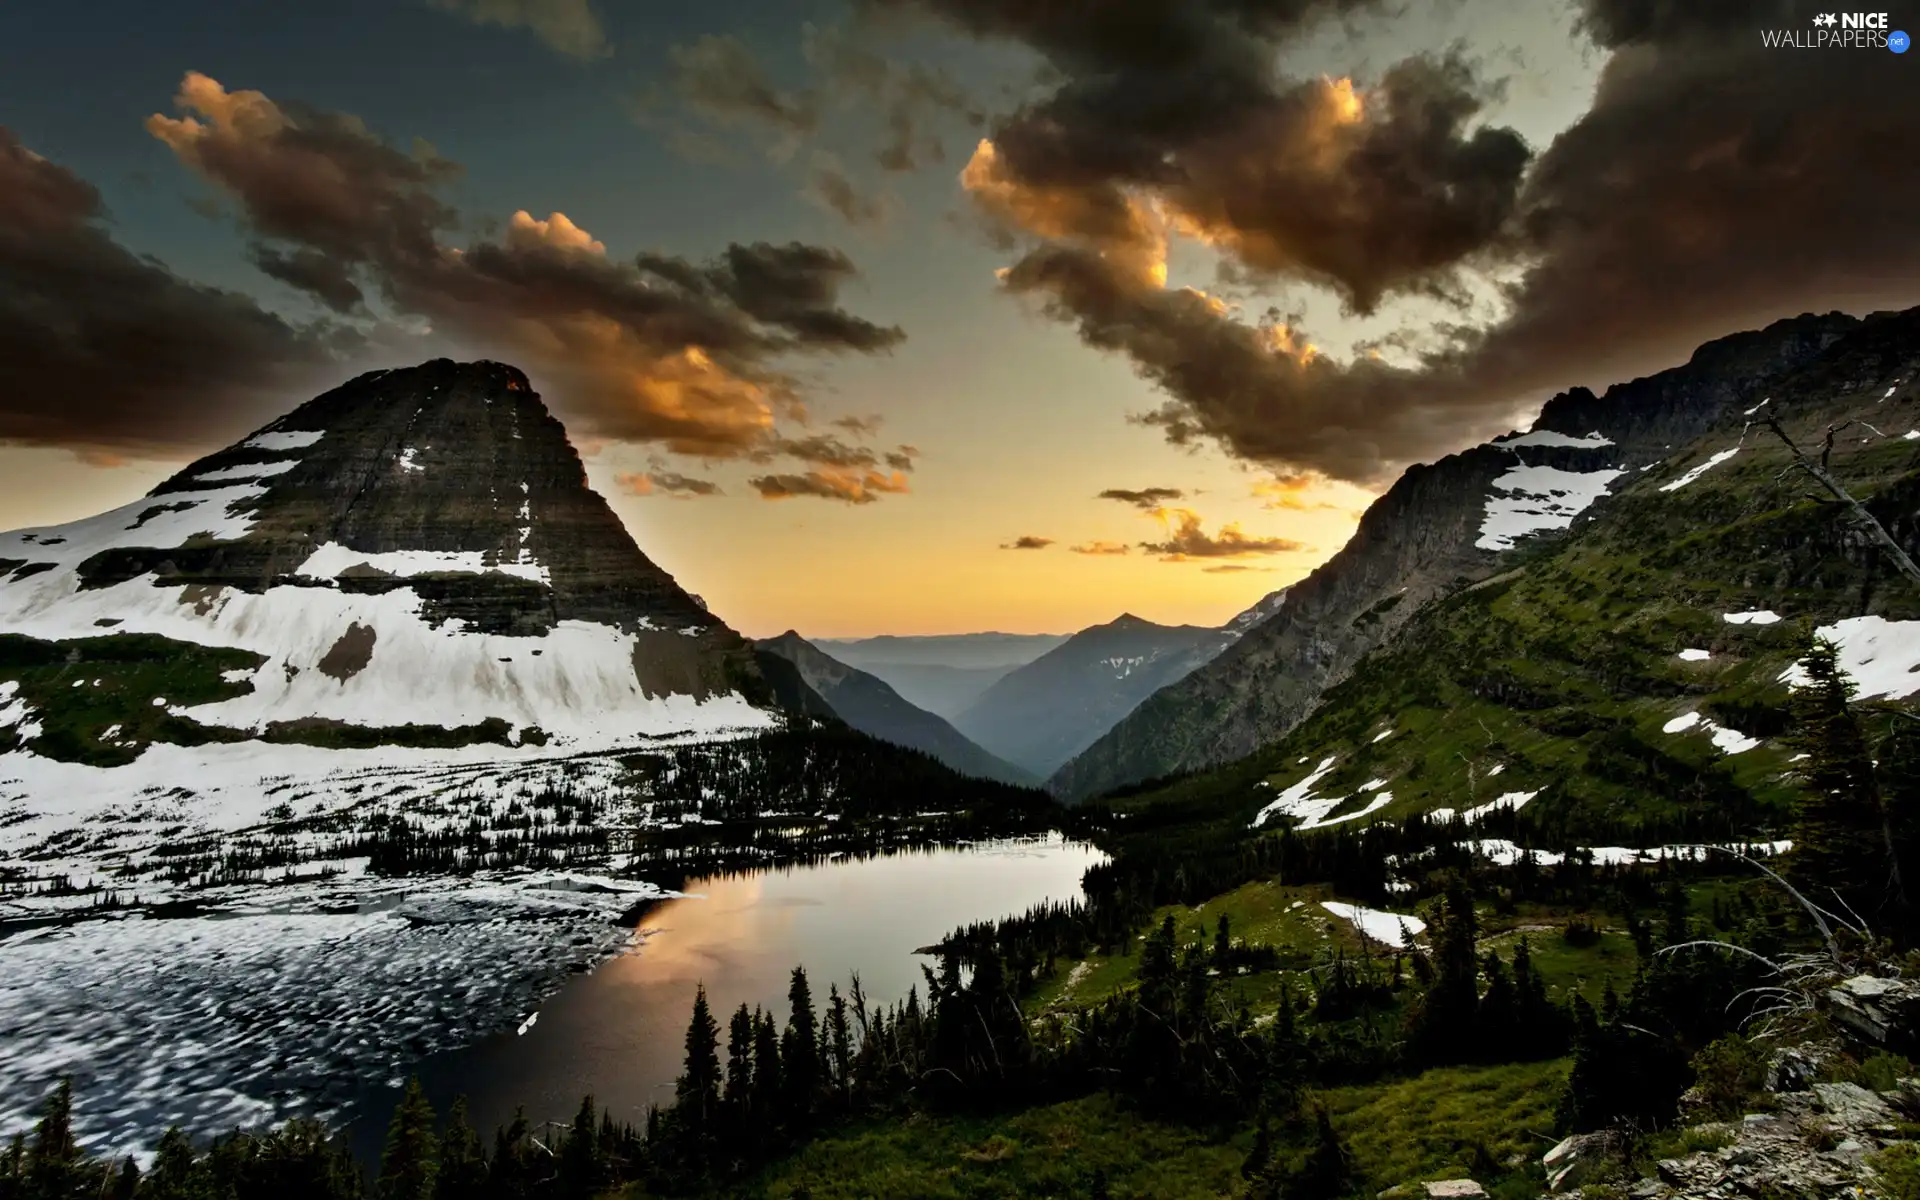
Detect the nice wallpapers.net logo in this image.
<box><xmin>1762</xmin><ymin>12</ymin><xmax>1911</xmax><ymax>50</ymax></box>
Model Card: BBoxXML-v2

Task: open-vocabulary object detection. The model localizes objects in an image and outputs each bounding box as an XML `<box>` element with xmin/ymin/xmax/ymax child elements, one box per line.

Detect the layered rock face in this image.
<box><xmin>0</xmin><ymin>358</ymin><xmax>776</xmax><ymax>752</ymax></box>
<box><xmin>1048</xmin><ymin>312</ymin><xmax>1859</xmax><ymax>800</ymax></box>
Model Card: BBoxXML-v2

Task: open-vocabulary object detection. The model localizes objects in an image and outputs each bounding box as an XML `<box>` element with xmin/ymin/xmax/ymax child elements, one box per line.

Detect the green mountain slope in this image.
<box><xmin>1107</xmin><ymin>308</ymin><xmax>1920</xmax><ymax>840</ymax></box>
<box><xmin>1049</xmin><ymin>312</ymin><xmax>1862</xmax><ymax>801</ymax></box>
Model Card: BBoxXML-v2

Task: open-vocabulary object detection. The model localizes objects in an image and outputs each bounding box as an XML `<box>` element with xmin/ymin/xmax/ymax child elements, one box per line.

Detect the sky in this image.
<box><xmin>1</xmin><ymin>0</ymin><xmax>1916</xmax><ymax>638</ymax></box>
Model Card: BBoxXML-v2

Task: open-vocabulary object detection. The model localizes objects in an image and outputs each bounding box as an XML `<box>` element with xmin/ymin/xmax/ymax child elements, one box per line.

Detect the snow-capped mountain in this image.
<box><xmin>0</xmin><ymin>358</ymin><xmax>777</xmax><ymax>764</ymax></box>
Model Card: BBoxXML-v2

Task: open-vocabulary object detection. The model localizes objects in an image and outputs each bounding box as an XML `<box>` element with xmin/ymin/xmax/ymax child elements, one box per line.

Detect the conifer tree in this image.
<box><xmin>782</xmin><ymin>968</ymin><xmax>820</xmax><ymax>1123</ymax></box>
<box><xmin>823</xmin><ymin>985</ymin><xmax>854</xmax><ymax>1105</ymax></box>
<box><xmin>556</xmin><ymin>1096</ymin><xmax>601</xmax><ymax>1198</ymax></box>
<box><xmin>1289</xmin><ymin>1108</ymin><xmax>1359</xmax><ymax>1200</ymax></box>
<box><xmin>431</xmin><ymin>1098</ymin><xmax>485</xmax><ymax>1200</ymax></box>
<box><xmin>675</xmin><ymin>985</ymin><xmax>723</xmax><ymax>1150</ymax></box>
<box><xmin>752</xmin><ymin>1009</ymin><xmax>783</xmax><ymax>1132</ymax></box>
<box><xmin>1213</xmin><ymin>913</ymin><xmax>1233</xmax><ymax>974</ymax></box>
<box><xmin>26</xmin><ymin>1079</ymin><xmax>93</xmax><ymax>1200</ymax></box>
<box><xmin>377</xmin><ymin>1078</ymin><xmax>438</xmax><ymax>1200</ymax></box>
<box><xmin>1786</xmin><ymin>637</ymin><xmax>1897</xmax><ymax>915</ymax></box>
<box><xmin>724</xmin><ymin>1003</ymin><xmax>756</xmax><ymax>1128</ymax></box>
<box><xmin>142</xmin><ymin>1127</ymin><xmax>204</xmax><ymax>1200</ymax></box>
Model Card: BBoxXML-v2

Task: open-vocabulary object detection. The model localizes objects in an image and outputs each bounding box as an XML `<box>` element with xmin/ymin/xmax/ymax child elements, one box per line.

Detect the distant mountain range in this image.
<box><xmin>754</xmin><ymin>632</ymin><xmax>1033</xmax><ymax>784</ymax></box>
<box><xmin>923</xmin><ymin>593</ymin><xmax>1283</xmax><ymax>779</ymax></box>
<box><xmin>814</xmin><ymin>632</ymin><xmax>1070</xmax><ymax>717</ymax></box>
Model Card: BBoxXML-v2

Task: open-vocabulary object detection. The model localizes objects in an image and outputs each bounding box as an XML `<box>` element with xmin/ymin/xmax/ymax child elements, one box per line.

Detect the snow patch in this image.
<box><xmin>1662</xmin><ymin>710</ymin><xmax>1761</xmax><ymax>755</ymax></box>
<box><xmin>1723</xmin><ymin>610</ymin><xmax>1782</xmax><ymax>626</ymax></box>
<box><xmin>1659</xmin><ymin>448</ymin><xmax>1738</xmax><ymax>492</ymax></box>
<box><xmin>1780</xmin><ymin>615</ymin><xmax>1920</xmax><ymax>700</ymax></box>
<box><xmin>1742</xmin><ymin>398</ymin><xmax>1769</xmax><ymax>417</ymax></box>
<box><xmin>1320</xmin><ymin>901</ymin><xmax>1426</xmax><ymax>948</ymax></box>
<box><xmin>1490</xmin><ymin>430</ymin><xmax>1614</xmax><ymax>449</ymax></box>
<box><xmin>295</xmin><ymin>543</ymin><xmax>551</xmax><ymax>585</ymax></box>
<box><xmin>1463</xmin><ymin>789</ymin><xmax>1540</xmax><ymax>821</ymax></box>
<box><xmin>243</xmin><ymin>429</ymin><xmax>325</xmax><ymax>452</ymax></box>
<box><xmin>1476</xmin><ymin>464</ymin><xmax>1626</xmax><ymax>551</ymax></box>
<box><xmin>398</xmin><ymin>447</ymin><xmax>423</xmax><ymax>473</ymax></box>
<box><xmin>1678</xmin><ymin>648</ymin><xmax>1711</xmax><ymax>661</ymax></box>
<box><xmin>1372</xmin><ymin>728</ymin><xmax>1394</xmax><ymax>743</ymax></box>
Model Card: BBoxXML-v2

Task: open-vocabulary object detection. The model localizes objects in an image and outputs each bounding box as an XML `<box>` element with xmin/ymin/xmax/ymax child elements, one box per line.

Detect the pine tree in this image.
<box><xmin>1289</xmin><ymin>1108</ymin><xmax>1359</xmax><ymax>1200</ymax></box>
<box><xmin>724</xmin><ymin>1003</ymin><xmax>756</xmax><ymax>1129</ymax></box>
<box><xmin>557</xmin><ymin>1096</ymin><xmax>601</xmax><ymax>1198</ymax></box>
<box><xmin>1475</xmin><ymin>949</ymin><xmax>1516</xmax><ymax>1059</ymax></box>
<box><xmin>1213</xmin><ymin>913</ymin><xmax>1234</xmax><ymax>974</ymax></box>
<box><xmin>142</xmin><ymin>1127</ymin><xmax>205</xmax><ymax>1200</ymax></box>
<box><xmin>432</xmin><ymin>1098</ymin><xmax>486</xmax><ymax>1200</ymax></box>
<box><xmin>26</xmin><ymin>1080</ymin><xmax>96</xmax><ymax>1200</ymax></box>
<box><xmin>1786</xmin><ymin>637</ymin><xmax>1896</xmax><ymax>915</ymax></box>
<box><xmin>377</xmin><ymin>1078</ymin><xmax>438</xmax><ymax>1200</ymax></box>
<box><xmin>752</xmin><ymin>1009</ymin><xmax>783</xmax><ymax>1134</ymax></box>
<box><xmin>782</xmin><ymin>968</ymin><xmax>820</xmax><ymax>1123</ymax></box>
<box><xmin>823</xmin><ymin>984</ymin><xmax>854</xmax><ymax>1106</ymax></box>
<box><xmin>676</xmin><ymin>985</ymin><xmax>723</xmax><ymax>1151</ymax></box>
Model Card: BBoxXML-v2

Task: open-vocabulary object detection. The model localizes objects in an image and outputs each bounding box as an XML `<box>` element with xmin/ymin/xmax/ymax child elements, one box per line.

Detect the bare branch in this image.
<box><xmin>1757</xmin><ymin>419</ymin><xmax>1920</xmax><ymax>588</ymax></box>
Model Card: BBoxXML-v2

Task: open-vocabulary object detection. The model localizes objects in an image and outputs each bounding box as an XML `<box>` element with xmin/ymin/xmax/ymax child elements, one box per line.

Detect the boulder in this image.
<box><xmin>1542</xmin><ymin>1131</ymin><xmax>1617</xmax><ymax>1193</ymax></box>
<box><xmin>1825</xmin><ymin>974</ymin><xmax>1920</xmax><ymax>1053</ymax></box>
<box><xmin>1421</xmin><ymin>1182</ymin><xmax>1486</xmax><ymax>1199</ymax></box>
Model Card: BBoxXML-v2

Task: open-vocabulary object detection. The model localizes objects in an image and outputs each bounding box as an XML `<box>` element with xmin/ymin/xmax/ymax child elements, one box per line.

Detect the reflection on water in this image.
<box><xmin>356</xmin><ymin>836</ymin><xmax>1103</xmax><ymax>1148</ymax></box>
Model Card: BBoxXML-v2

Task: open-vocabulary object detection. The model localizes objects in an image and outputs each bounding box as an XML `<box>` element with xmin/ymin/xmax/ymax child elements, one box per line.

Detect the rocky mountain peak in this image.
<box><xmin>0</xmin><ymin>358</ymin><xmax>777</xmax><ymax>757</ymax></box>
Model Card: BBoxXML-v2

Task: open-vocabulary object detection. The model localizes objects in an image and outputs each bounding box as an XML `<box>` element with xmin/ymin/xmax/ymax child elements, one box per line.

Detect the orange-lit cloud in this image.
<box><xmin>617</xmin><ymin>470</ymin><xmax>722</xmax><ymax>498</ymax></box>
<box><xmin>145</xmin><ymin>72</ymin><xmax>906</xmax><ymax>480</ymax></box>
<box><xmin>999</xmin><ymin>535</ymin><xmax>1053</xmax><ymax>550</ymax></box>
<box><xmin>1069</xmin><ymin>541</ymin><xmax>1131</xmax><ymax>556</ymax></box>
<box><xmin>750</xmin><ymin>468</ymin><xmax>911</xmax><ymax>504</ymax></box>
<box><xmin>1139</xmin><ymin>508</ymin><xmax>1308</xmax><ymax>561</ymax></box>
<box><xmin>1251</xmin><ymin>474</ymin><xmax>1352</xmax><ymax>514</ymax></box>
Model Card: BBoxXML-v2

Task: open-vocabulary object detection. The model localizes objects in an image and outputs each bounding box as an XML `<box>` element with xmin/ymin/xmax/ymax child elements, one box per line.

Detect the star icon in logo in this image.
<box><xmin>1813</xmin><ymin>12</ymin><xmax>1838</xmax><ymax>26</ymax></box>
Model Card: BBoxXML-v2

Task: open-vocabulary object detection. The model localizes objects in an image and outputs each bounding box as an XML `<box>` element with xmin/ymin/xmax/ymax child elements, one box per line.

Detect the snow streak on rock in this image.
<box><xmin>1476</xmin><ymin>464</ymin><xmax>1626</xmax><ymax>551</ymax></box>
<box><xmin>1659</xmin><ymin>448</ymin><xmax>1739</xmax><ymax>492</ymax></box>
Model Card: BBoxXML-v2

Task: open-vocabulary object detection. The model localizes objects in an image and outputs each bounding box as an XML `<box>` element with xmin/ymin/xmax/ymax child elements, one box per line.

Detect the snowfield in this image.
<box><xmin>1476</xmin><ymin>464</ymin><xmax>1625</xmax><ymax>552</ymax></box>
<box><xmin>0</xmin><ymin>871</ymin><xmax>662</xmax><ymax>1162</ymax></box>
<box><xmin>1780</xmin><ymin>615</ymin><xmax>1920</xmax><ymax>700</ymax></box>
<box><xmin>1320</xmin><ymin>901</ymin><xmax>1425</xmax><ymax>948</ymax></box>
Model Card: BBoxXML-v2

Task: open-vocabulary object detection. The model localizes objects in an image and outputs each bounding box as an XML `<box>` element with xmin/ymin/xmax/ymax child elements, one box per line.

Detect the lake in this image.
<box><xmin>349</xmin><ymin>835</ymin><xmax>1105</xmax><ymax>1153</ymax></box>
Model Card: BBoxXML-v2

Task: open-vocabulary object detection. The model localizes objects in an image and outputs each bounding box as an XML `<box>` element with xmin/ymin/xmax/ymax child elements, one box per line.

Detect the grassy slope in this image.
<box><xmin>689</xmin><ymin>1061</ymin><xmax>1570</xmax><ymax>1200</ymax></box>
<box><xmin>1101</xmin><ymin>394</ymin><xmax>1920</xmax><ymax>843</ymax></box>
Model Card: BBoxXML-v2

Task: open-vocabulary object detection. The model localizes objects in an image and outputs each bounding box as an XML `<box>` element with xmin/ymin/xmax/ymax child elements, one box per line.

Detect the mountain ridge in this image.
<box><xmin>754</xmin><ymin>632</ymin><xmax>1032</xmax><ymax>784</ymax></box>
<box><xmin>1048</xmin><ymin>310</ymin><xmax>1863</xmax><ymax>800</ymax></box>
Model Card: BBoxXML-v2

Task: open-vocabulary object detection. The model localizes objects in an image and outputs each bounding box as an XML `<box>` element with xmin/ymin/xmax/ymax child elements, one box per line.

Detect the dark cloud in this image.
<box><xmin>425</xmin><ymin>0</ymin><xmax>610</xmax><ymax>58</ymax></box>
<box><xmin>801</xmin><ymin>23</ymin><xmax>983</xmax><ymax>171</ymax></box>
<box><xmin>1138</xmin><ymin>509</ymin><xmax>1309</xmax><ymax>560</ymax></box>
<box><xmin>805</xmin><ymin>155</ymin><xmax>891</xmax><ymax>226</ymax></box>
<box><xmin>912</xmin><ymin>0</ymin><xmax>1920</xmax><ymax>487</ymax></box>
<box><xmin>147</xmin><ymin>73</ymin><xmax>904</xmax><ymax>464</ymax></box>
<box><xmin>668</xmin><ymin>34</ymin><xmax>820</xmax><ymax>134</ymax></box>
<box><xmin>1070</xmin><ymin>541</ymin><xmax>1131</xmax><ymax>555</ymax></box>
<box><xmin>0</xmin><ymin>126</ymin><xmax>346</xmax><ymax>458</ymax></box>
<box><xmin>832</xmin><ymin>414</ymin><xmax>883</xmax><ymax>435</ymax></box>
<box><xmin>750</xmin><ymin>469</ymin><xmax>912</xmax><ymax>503</ymax></box>
<box><xmin>1098</xmin><ymin>486</ymin><xmax>1185</xmax><ymax>509</ymax></box>
<box><xmin>1000</xmin><ymin>535</ymin><xmax>1053</xmax><ymax>549</ymax></box>
<box><xmin>617</xmin><ymin>471</ymin><xmax>723</xmax><ymax>497</ymax></box>
<box><xmin>884</xmin><ymin>446</ymin><xmax>917</xmax><ymax>470</ymax></box>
